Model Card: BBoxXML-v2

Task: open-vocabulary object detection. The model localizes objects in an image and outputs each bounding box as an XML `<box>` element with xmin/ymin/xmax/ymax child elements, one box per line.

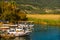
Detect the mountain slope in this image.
<box><xmin>0</xmin><ymin>0</ymin><xmax>60</xmax><ymax>14</ymax></box>
<box><xmin>15</xmin><ymin>0</ymin><xmax>60</xmax><ymax>8</ymax></box>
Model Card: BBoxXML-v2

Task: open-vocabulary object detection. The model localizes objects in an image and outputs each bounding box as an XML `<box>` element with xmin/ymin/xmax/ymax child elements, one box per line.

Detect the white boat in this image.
<box><xmin>7</xmin><ymin>21</ymin><xmax>34</xmax><ymax>36</ymax></box>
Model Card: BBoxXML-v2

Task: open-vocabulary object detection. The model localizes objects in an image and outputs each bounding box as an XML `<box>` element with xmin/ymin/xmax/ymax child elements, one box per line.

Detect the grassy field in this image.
<box><xmin>27</xmin><ymin>14</ymin><xmax>60</xmax><ymax>25</ymax></box>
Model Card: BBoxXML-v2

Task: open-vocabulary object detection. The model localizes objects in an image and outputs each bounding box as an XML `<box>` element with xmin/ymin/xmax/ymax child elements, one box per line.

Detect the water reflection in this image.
<box><xmin>0</xmin><ymin>36</ymin><xmax>31</xmax><ymax>40</ymax></box>
<box><xmin>0</xmin><ymin>24</ymin><xmax>60</xmax><ymax>40</ymax></box>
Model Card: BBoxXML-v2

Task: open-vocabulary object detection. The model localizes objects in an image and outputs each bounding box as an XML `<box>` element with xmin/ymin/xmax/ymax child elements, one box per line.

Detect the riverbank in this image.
<box><xmin>27</xmin><ymin>14</ymin><xmax>60</xmax><ymax>26</ymax></box>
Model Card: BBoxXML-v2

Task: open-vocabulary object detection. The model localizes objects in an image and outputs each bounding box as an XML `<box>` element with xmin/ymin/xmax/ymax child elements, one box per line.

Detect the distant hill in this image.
<box><xmin>0</xmin><ymin>0</ymin><xmax>60</xmax><ymax>14</ymax></box>
<box><xmin>1</xmin><ymin>0</ymin><xmax>59</xmax><ymax>8</ymax></box>
<box><xmin>15</xmin><ymin>0</ymin><xmax>60</xmax><ymax>8</ymax></box>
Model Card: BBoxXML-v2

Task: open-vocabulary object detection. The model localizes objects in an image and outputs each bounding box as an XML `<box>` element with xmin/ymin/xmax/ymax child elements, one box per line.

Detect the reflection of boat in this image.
<box><xmin>7</xmin><ymin>21</ymin><xmax>34</xmax><ymax>36</ymax></box>
<box><xmin>0</xmin><ymin>36</ymin><xmax>31</xmax><ymax>40</ymax></box>
<box><xmin>0</xmin><ymin>30</ymin><xmax>15</xmax><ymax>38</ymax></box>
<box><xmin>0</xmin><ymin>33</ymin><xmax>14</xmax><ymax>38</ymax></box>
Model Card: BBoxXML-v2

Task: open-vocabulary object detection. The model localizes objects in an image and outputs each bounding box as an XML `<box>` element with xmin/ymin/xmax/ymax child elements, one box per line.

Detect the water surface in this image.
<box><xmin>0</xmin><ymin>24</ymin><xmax>60</xmax><ymax>40</ymax></box>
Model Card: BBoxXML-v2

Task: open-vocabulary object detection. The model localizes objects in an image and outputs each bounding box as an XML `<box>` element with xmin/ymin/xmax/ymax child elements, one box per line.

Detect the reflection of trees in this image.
<box><xmin>24</xmin><ymin>36</ymin><xmax>31</xmax><ymax>40</ymax></box>
<box><xmin>13</xmin><ymin>36</ymin><xmax>31</xmax><ymax>40</ymax></box>
<box><xmin>0</xmin><ymin>36</ymin><xmax>31</xmax><ymax>40</ymax></box>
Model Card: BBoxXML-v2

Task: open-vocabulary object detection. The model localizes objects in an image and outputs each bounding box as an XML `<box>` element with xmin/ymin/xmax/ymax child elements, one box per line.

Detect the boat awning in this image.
<box><xmin>0</xmin><ymin>27</ymin><xmax>9</xmax><ymax>29</ymax></box>
<box><xmin>9</xmin><ymin>24</ymin><xmax>17</xmax><ymax>27</ymax></box>
<box><xmin>0</xmin><ymin>27</ymin><xmax>9</xmax><ymax>31</ymax></box>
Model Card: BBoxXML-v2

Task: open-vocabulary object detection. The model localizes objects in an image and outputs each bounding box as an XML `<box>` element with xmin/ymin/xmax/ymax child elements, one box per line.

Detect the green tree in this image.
<box><xmin>0</xmin><ymin>1</ymin><xmax>27</xmax><ymax>23</ymax></box>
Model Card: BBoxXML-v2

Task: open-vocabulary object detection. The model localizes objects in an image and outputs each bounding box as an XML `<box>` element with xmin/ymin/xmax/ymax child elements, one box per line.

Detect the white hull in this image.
<box><xmin>8</xmin><ymin>31</ymin><xmax>31</xmax><ymax>36</ymax></box>
<box><xmin>15</xmin><ymin>32</ymin><xmax>31</xmax><ymax>36</ymax></box>
<box><xmin>7</xmin><ymin>21</ymin><xmax>34</xmax><ymax>37</ymax></box>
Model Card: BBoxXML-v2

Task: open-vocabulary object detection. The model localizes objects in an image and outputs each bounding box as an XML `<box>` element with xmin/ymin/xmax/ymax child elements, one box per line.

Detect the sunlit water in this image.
<box><xmin>0</xmin><ymin>24</ymin><xmax>60</xmax><ymax>40</ymax></box>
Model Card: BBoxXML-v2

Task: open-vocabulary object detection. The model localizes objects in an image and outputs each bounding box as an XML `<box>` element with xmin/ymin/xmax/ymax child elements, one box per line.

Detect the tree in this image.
<box><xmin>0</xmin><ymin>1</ymin><xmax>27</xmax><ymax>23</ymax></box>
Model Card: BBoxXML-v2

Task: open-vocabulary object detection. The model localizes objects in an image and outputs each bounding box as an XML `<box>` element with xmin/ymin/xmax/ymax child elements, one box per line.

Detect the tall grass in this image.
<box><xmin>28</xmin><ymin>17</ymin><xmax>60</xmax><ymax>26</ymax></box>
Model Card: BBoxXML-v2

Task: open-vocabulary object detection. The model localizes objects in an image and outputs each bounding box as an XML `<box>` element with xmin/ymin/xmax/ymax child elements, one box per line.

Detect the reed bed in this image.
<box><xmin>27</xmin><ymin>14</ymin><xmax>60</xmax><ymax>26</ymax></box>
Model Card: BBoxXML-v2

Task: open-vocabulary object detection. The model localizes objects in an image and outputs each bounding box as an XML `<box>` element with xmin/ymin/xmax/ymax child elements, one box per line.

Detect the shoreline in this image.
<box><xmin>27</xmin><ymin>14</ymin><xmax>60</xmax><ymax>26</ymax></box>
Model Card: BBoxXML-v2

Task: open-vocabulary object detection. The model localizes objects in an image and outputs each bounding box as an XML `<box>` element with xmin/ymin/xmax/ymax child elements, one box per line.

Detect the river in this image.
<box><xmin>0</xmin><ymin>24</ymin><xmax>60</xmax><ymax>40</ymax></box>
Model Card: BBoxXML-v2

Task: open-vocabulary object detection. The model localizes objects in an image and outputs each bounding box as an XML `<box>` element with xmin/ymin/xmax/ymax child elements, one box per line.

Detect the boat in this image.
<box><xmin>7</xmin><ymin>21</ymin><xmax>34</xmax><ymax>36</ymax></box>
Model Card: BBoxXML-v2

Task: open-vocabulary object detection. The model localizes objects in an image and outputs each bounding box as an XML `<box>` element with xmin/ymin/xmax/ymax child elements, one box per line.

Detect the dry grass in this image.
<box><xmin>27</xmin><ymin>14</ymin><xmax>60</xmax><ymax>20</ymax></box>
<box><xmin>27</xmin><ymin>14</ymin><xmax>60</xmax><ymax>25</ymax></box>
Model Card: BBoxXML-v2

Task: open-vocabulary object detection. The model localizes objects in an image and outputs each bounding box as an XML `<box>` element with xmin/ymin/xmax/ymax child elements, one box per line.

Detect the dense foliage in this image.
<box><xmin>0</xmin><ymin>1</ymin><xmax>27</xmax><ymax>22</ymax></box>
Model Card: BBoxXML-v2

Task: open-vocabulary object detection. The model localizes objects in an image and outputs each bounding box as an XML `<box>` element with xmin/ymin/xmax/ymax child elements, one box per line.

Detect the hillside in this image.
<box><xmin>0</xmin><ymin>0</ymin><xmax>60</xmax><ymax>14</ymax></box>
<box><xmin>11</xmin><ymin>0</ymin><xmax>60</xmax><ymax>8</ymax></box>
<box><xmin>16</xmin><ymin>0</ymin><xmax>60</xmax><ymax>14</ymax></box>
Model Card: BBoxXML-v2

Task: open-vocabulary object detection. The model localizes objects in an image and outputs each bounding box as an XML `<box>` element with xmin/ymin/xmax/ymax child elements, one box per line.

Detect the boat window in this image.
<box><xmin>19</xmin><ymin>28</ymin><xmax>22</xmax><ymax>29</ymax></box>
<box><xmin>9</xmin><ymin>30</ymin><xmax>15</xmax><ymax>32</ymax></box>
<box><xmin>17</xmin><ymin>27</ymin><xmax>22</xmax><ymax>29</ymax></box>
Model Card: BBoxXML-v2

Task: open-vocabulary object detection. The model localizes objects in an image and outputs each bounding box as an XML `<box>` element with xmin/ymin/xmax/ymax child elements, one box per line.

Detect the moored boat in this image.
<box><xmin>7</xmin><ymin>21</ymin><xmax>34</xmax><ymax>36</ymax></box>
<box><xmin>0</xmin><ymin>21</ymin><xmax>34</xmax><ymax>37</ymax></box>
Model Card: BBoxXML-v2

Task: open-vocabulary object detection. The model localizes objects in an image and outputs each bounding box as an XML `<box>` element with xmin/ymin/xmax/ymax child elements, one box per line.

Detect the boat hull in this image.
<box><xmin>8</xmin><ymin>31</ymin><xmax>31</xmax><ymax>37</ymax></box>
